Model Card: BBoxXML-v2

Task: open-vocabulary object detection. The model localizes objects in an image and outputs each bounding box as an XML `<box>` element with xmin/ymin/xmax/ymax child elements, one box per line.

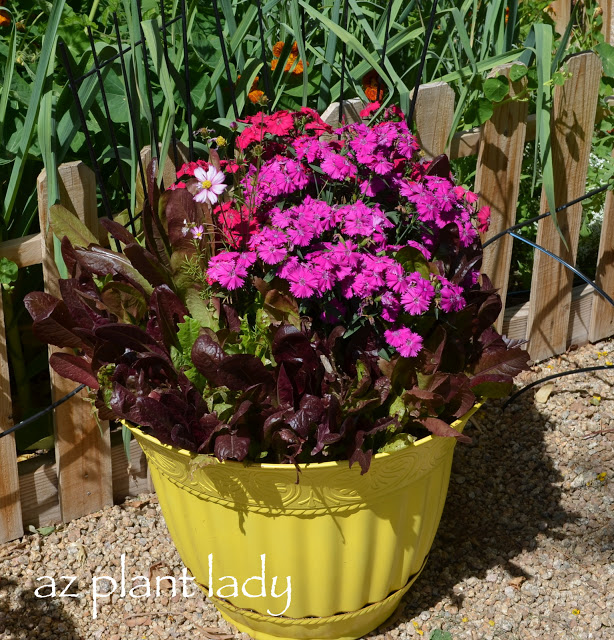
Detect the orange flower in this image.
<box><xmin>0</xmin><ymin>0</ymin><xmax>10</xmax><ymax>28</ymax></box>
<box><xmin>271</xmin><ymin>41</ymin><xmax>306</xmax><ymax>75</ymax></box>
<box><xmin>248</xmin><ymin>89</ymin><xmax>264</xmax><ymax>104</ymax></box>
<box><xmin>272</xmin><ymin>41</ymin><xmax>285</xmax><ymax>58</ymax></box>
<box><xmin>362</xmin><ymin>69</ymin><xmax>385</xmax><ymax>102</ymax></box>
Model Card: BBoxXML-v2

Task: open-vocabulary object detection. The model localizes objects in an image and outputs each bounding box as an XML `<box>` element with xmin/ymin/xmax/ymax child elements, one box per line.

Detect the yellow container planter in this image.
<box><xmin>128</xmin><ymin>403</ymin><xmax>480</xmax><ymax>640</ymax></box>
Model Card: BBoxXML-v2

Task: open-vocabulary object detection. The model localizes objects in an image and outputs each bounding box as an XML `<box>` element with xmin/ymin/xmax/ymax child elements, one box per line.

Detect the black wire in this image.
<box><xmin>508</xmin><ymin>231</ymin><xmax>614</xmax><ymax>308</ymax></box>
<box><xmin>408</xmin><ymin>0</ymin><xmax>439</xmax><ymax>130</ymax></box>
<box><xmin>483</xmin><ymin>182</ymin><xmax>611</xmax><ymax>249</ymax></box>
<box><xmin>0</xmin><ymin>385</ymin><xmax>86</xmax><ymax>441</ymax></box>
<box><xmin>502</xmin><ymin>365</ymin><xmax>614</xmax><ymax>409</ymax></box>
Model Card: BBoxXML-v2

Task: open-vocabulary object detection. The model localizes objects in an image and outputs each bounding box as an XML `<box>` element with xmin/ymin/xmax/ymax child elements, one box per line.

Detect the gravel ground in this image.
<box><xmin>1</xmin><ymin>340</ymin><xmax>613</xmax><ymax>640</ymax></box>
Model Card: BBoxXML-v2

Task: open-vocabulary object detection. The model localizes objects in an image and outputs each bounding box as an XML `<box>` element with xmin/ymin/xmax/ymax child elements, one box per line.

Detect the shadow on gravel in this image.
<box><xmin>0</xmin><ymin>577</ymin><xmax>79</xmax><ymax>640</ymax></box>
<box><xmin>397</xmin><ymin>398</ymin><xmax>577</xmax><ymax>614</ymax></box>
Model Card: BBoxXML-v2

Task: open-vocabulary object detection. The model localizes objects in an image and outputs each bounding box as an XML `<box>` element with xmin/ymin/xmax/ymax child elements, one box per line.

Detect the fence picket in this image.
<box><xmin>600</xmin><ymin>0</ymin><xmax>614</xmax><ymax>45</ymax></box>
<box><xmin>413</xmin><ymin>81</ymin><xmax>455</xmax><ymax>159</ymax></box>
<box><xmin>550</xmin><ymin>0</ymin><xmax>572</xmax><ymax>36</ymax></box>
<box><xmin>37</xmin><ymin>162</ymin><xmax>113</xmax><ymax>523</ymax></box>
<box><xmin>476</xmin><ymin>65</ymin><xmax>528</xmax><ymax>333</ymax></box>
<box><xmin>0</xmin><ymin>290</ymin><xmax>23</xmax><ymax>544</ymax></box>
<box><xmin>526</xmin><ymin>52</ymin><xmax>602</xmax><ymax>361</ymax></box>
<box><xmin>589</xmin><ymin>145</ymin><xmax>614</xmax><ymax>342</ymax></box>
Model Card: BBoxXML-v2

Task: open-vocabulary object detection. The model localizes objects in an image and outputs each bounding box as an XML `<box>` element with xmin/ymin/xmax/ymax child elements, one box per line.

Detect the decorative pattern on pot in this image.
<box><xmin>133</xmin><ymin>424</ymin><xmax>462</xmax><ymax>515</ymax></box>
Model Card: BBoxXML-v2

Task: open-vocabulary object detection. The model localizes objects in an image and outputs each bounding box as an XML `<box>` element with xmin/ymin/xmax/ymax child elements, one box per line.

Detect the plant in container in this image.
<box><xmin>25</xmin><ymin>103</ymin><xmax>530</xmax><ymax>640</ymax></box>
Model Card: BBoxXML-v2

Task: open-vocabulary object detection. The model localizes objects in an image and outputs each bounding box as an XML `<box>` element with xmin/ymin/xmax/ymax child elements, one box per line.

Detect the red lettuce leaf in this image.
<box><xmin>49</xmin><ymin>353</ymin><xmax>99</xmax><ymax>389</ymax></box>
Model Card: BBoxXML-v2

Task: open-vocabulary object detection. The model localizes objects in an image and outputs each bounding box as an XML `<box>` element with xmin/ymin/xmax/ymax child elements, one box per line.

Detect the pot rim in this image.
<box><xmin>124</xmin><ymin>401</ymin><xmax>482</xmax><ymax>471</ymax></box>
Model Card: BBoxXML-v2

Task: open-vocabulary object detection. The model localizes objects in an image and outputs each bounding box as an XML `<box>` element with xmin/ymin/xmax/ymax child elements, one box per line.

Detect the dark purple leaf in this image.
<box><xmin>272</xmin><ymin>324</ymin><xmax>318</xmax><ymax>367</ymax></box>
<box><xmin>24</xmin><ymin>292</ymin><xmax>83</xmax><ymax>349</ymax></box>
<box><xmin>59</xmin><ymin>279</ymin><xmax>101</xmax><ymax>330</ymax></box>
<box><xmin>425</xmin><ymin>154</ymin><xmax>451</xmax><ymax>178</ymax></box>
<box><xmin>94</xmin><ymin>323</ymin><xmax>158</xmax><ymax>351</ymax></box>
<box><xmin>149</xmin><ymin>285</ymin><xmax>189</xmax><ymax>350</ymax></box>
<box><xmin>49</xmin><ymin>353</ymin><xmax>99</xmax><ymax>388</ymax></box>
<box><xmin>287</xmin><ymin>395</ymin><xmax>325</xmax><ymax>437</ymax></box>
<box><xmin>216</xmin><ymin>354</ymin><xmax>274</xmax><ymax>391</ymax></box>
<box><xmin>222</xmin><ymin>304</ymin><xmax>241</xmax><ymax>333</ymax></box>
<box><xmin>228</xmin><ymin>400</ymin><xmax>253</xmax><ymax>426</ymax></box>
<box><xmin>214</xmin><ymin>432</ymin><xmax>250</xmax><ymax>461</ymax></box>
<box><xmin>348</xmin><ymin>443</ymin><xmax>372</xmax><ymax>475</ymax></box>
<box><xmin>473</xmin><ymin>345</ymin><xmax>531</xmax><ymax>380</ymax></box>
<box><xmin>99</xmin><ymin>218</ymin><xmax>138</xmax><ymax>246</ymax></box>
<box><xmin>73</xmin><ymin>246</ymin><xmax>152</xmax><ymax>295</ymax></box>
<box><xmin>191</xmin><ymin>333</ymin><xmax>227</xmax><ymax>380</ymax></box>
<box><xmin>277</xmin><ymin>364</ymin><xmax>294</xmax><ymax>407</ymax></box>
<box><xmin>124</xmin><ymin>243</ymin><xmax>174</xmax><ymax>289</ymax></box>
<box><xmin>416</xmin><ymin>417</ymin><xmax>471</xmax><ymax>443</ymax></box>
<box><xmin>61</xmin><ymin>236</ymin><xmax>79</xmax><ymax>275</ymax></box>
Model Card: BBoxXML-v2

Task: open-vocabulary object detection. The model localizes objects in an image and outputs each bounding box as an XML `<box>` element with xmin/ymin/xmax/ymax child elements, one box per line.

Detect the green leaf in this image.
<box><xmin>429</xmin><ymin>631</ymin><xmax>453</xmax><ymax>640</ymax></box>
<box><xmin>122</xmin><ymin>423</ymin><xmax>132</xmax><ymax>463</ymax></box>
<box><xmin>177</xmin><ymin>316</ymin><xmax>202</xmax><ymax>356</ymax></box>
<box><xmin>483</xmin><ymin>76</ymin><xmax>509</xmax><ymax>102</ymax></box>
<box><xmin>465</xmin><ymin>97</ymin><xmax>494</xmax><ymax>127</ymax></box>
<box><xmin>2</xmin><ymin>0</ymin><xmax>66</xmax><ymax>223</ymax></box>
<box><xmin>28</xmin><ymin>525</ymin><xmax>56</xmax><ymax>536</ymax></box>
<box><xmin>184</xmin><ymin>290</ymin><xmax>220</xmax><ymax>330</ymax></box>
<box><xmin>395</xmin><ymin>246</ymin><xmax>430</xmax><ymax>279</ymax></box>
<box><xmin>49</xmin><ymin>204</ymin><xmax>100</xmax><ymax>248</ymax></box>
<box><xmin>596</xmin><ymin>43</ymin><xmax>614</xmax><ymax>78</ymax></box>
<box><xmin>0</xmin><ymin>17</ymin><xmax>16</xmax><ymax>146</ymax></box>
<box><xmin>0</xmin><ymin>258</ymin><xmax>18</xmax><ymax>286</ymax></box>
<box><xmin>24</xmin><ymin>436</ymin><xmax>55</xmax><ymax>451</ymax></box>
<box><xmin>533</xmin><ymin>24</ymin><xmax>563</xmax><ymax>247</ymax></box>
<box><xmin>509</xmin><ymin>64</ymin><xmax>528</xmax><ymax>82</ymax></box>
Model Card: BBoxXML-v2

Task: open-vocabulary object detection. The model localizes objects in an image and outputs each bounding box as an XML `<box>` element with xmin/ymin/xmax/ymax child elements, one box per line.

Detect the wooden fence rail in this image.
<box><xmin>1</xmin><ymin>51</ymin><xmax>613</xmax><ymax>543</ymax></box>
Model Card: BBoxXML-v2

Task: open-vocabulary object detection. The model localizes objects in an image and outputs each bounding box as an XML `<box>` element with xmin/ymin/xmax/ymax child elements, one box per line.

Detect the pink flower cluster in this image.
<box><xmin>204</xmin><ymin>105</ymin><xmax>491</xmax><ymax>358</ymax></box>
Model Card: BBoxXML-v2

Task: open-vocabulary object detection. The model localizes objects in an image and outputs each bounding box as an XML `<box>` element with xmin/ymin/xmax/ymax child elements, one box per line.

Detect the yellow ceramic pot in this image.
<box><xmin>128</xmin><ymin>403</ymin><xmax>480</xmax><ymax>640</ymax></box>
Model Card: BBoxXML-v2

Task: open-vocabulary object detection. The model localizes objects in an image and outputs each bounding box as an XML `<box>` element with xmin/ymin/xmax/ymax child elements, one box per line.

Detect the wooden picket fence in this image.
<box><xmin>1</xmin><ymin>51</ymin><xmax>614</xmax><ymax>544</ymax></box>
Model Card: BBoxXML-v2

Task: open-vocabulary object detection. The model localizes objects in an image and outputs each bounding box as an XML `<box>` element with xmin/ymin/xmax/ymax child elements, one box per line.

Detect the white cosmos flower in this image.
<box><xmin>193</xmin><ymin>166</ymin><xmax>227</xmax><ymax>205</ymax></box>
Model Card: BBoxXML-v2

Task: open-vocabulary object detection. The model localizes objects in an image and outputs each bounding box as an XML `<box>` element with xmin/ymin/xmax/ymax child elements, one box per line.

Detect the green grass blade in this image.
<box><xmin>0</xmin><ymin>15</ymin><xmax>16</xmax><ymax>150</ymax></box>
<box><xmin>505</xmin><ymin>0</ymin><xmax>519</xmax><ymax>52</ymax></box>
<box><xmin>2</xmin><ymin>0</ymin><xmax>66</xmax><ymax>224</ymax></box>
<box><xmin>289</xmin><ymin>0</ymin><xmax>309</xmax><ymax>107</ymax></box>
<box><xmin>533</xmin><ymin>24</ymin><xmax>564</xmax><ymax>247</ymax></box>
<box><xmin>220</xmin><ymin>0</ymin><xmax>246</xmax><ymax>72</ymax></box>
<box><xmin>317</xmin><ymin>0</ymin><xmax>341</xmax><ymax>113</ymax></box>
<box><xmin>229</xmin><ymin>57</ymin><xmax>264</xmax><ymax>119</ymax></box>
<box><xmin>551</xmin><ymin>2</ymin><xmax>578</xmax><ymax>74</ymax></box>
<box><xmin>347</xmin><ymin>0</ymin><xmax>410</xmax><ymax>108</ymax></box>
<box><xmin>300</xmin><ymin>0</ymin><xmax>392</xmax><ymax>98</ymax></box>
<box><xmin>450</xmin><ymin>8</ymin><xmax>477</xmax><ymax>75</ymax></box>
